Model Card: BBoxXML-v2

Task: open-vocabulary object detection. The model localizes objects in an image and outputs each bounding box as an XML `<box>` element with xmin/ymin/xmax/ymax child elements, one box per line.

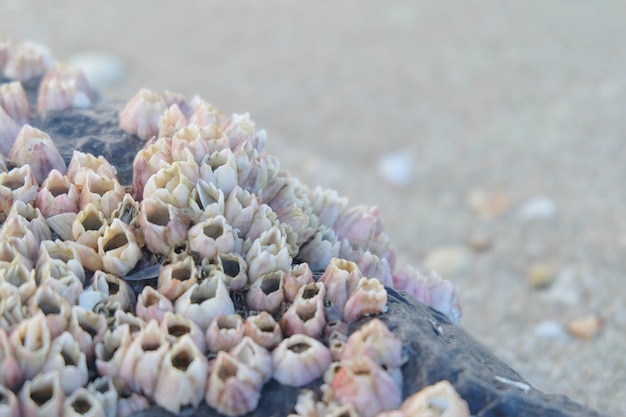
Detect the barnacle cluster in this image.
<box><xmin>0</xmin><ymin>38</ymin><xmax>467</xmax><ymax>417</ymax></box>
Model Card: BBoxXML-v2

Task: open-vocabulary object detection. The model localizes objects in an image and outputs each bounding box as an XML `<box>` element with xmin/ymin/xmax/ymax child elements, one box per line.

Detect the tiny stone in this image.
<box><xmin>518</xmin><ymin>196</ymin><xmax>557</xmax><ymax>220</ymax></box>
<box><xmin>527</xmin><ymin>263</ymin><xmax>558</xmax><ymax>289</ymax></box>
<box><xmin>376</xmin><ymin>151</ymin><xmax>413</xmax><ymax>187</ymax></box>
<box><xmin>468</xmin><ymin>234</ymin><xmax>491</xmax><ymax>253</ymax></box>
<box><xmin>423</xmin><ymin>246</ymin><xmax>472</xmax><ymax>277</ymax></box>
<box><xmin>534</xmin><ymin>320</ymin><xmax>567</xmax><ymax>339</ymax></box>
<box><xmin>566</xmin><ymin>315</ymin><xmax>603</xmax><ymax>340</ymax></box>
<box><xmin>466</xmin><ymin>187</ymin><xmax>510</xmax><ymax>218</ymax></box>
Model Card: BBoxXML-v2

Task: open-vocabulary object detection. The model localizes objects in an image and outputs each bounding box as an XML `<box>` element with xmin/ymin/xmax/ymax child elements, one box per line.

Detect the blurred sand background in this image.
<box><xmin>2</xmin><ymin>1</ymin><xmax>625</xmax><ymax>415</ymax></box>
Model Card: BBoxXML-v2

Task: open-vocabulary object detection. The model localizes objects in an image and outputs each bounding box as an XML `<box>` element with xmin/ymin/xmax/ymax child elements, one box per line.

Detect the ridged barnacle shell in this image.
<box><xmin>309</xmin><ymin>187</ymin><xmax>348</xmax><ymax>229</ymax></box>
<box><xmin>0</xmin><ymin>164</ymin><xmax>39</xmax><ymax>221</ymax></box>
<box><xmin>79</xmin><ymin>170</ymin><xmax>125</xmax><ymax>218</ymax></box>
<box><xmin>190</xmin><ymin>178</ymin><xmax>225</xmax><ymax>220</ymax></box>
<box><xmin>280</xmin><ymin>281</ymin><xmax>327</xmax><ymax>338</ymax></box>
<box><xmin>68</xmin><ymin>305</ymin><xmax>107</xmax><ymax>361</ymax></box>
<box><xmin>243</xmin><ymin>311</ymin><xmax>283</xmax><ymax>350</ymax></box>
<box><xmin>220</xmin><ymin>112</ymin><xmax>255</xmax><ymax>151</ymax></box>
<box><xmin>205</xmin><ymin>313</ymin><xmax>243</xmax><ymax>353</ymax></box>
<box><xmin>95</xmin><ymin>323</ymin><xmax>132</xmax><ymax>378</ymax></box>
<box><xmin>0</xmin><ymin>282</ymin><xmax>26</xmax><ymax>331</ymax></box>
<box><xmin>171</xmin><ymin>124</ymin><xmax>226</xmax><ymax>163</ymax></box>
<box><xmin>112</xmin><ymin>310</ymin><xmax>146</xmax><ymax>336</ymax></box>
<box><xmin>188</xmin><ymin>99</ymin><xmax>224</xmax><ymax>127</ymax></box>
<box><xmin>342</xmin><ymin>319</ymin><xmax>403</xmax><ymax>370</ymax></box>
<box><xmin>200</xmin><ymin>148</ymin><xmax>239</xmax><ymax>197</ymax></box>
<box><xmin>157</xmin><ymin>254</ymin><xmax>198</xmax><ymax>300</ymax></box>
<box><xmin>3</xmin><ymin>40</ymin><xmax>52</xmax><ymax>81</ymax></box>
<box><xmin>111</xmin><ymin>193</ymin><xmax>140</xmax><ymax>227</ymax></box>
<box><xmin>0</xmin><ymin>327</ymin><xmax>22</xmax><ymax>390</ymax></box>
<box><xmin>230</xmin><ymin>336</ymin><xmax>273</xmax><ymax>383</ymax></box>
<box><xmin>175</xmin><ymin>276</ymin><xmax>235</xmax><ymax>330</ymax></box>
<box><xmin>119</xmin><ymin>88</ymin><xmax>167</xmax><ymax>140</ymax></box>
<box><xmin>284</xmin><ymin>262</ymin><xmax>313</xmax><ymax>302</ymax></box>
<box><xmin>355</xmin><ymin>250</ymin><xmax>394</xmax><ymax>287</ymax></box>
<box><xmin>0</xmin><ymin>212</ymin><xmax>41</xmax><ymax>263</ymax></box>
<box><xmin>9</xmin><ymin>124</ymin><xmax>66</xmax><ymax>184</ymax></box>
<box><xmin>97</xmin><ymin>218</ymin><xmax>142</xmax><ymax>276</ymax></box>
<box><xmin>223</xmin><ymin>186</ymin><xmax>258</xmax><ymax>235</ymax></box>
<box><xmin>160</xmin><ymin>311</ymin><xmax>206</xmax><ymax>353</ymax></box>
<box><xmin>343</xmin><ymin>277</ymin><xmax>387</xmax><ymax>323</ymax></box>
<box><xmin>119</xmin><ymin>320</ymin><xmax>170</xmax><ymax>397</ymax></box>
<box><xmin>0</xmin><ymin>240</ymin><xmax>33</xmax><ymax>271</ymax></box>
<box><xmin>158</xmin><ymin>104</ymin><xmax>187</xmax><ymax>138</ymax></box>
<box><xmin>272</xmin><ymin>334</ymin><xmax>332</xmax><ymax>387</ymax></box>
<box><xmin>37</xmin><ymin>62</ymin><xmax>95</xmax><ymax>112</ymax></box>
<box><xmin>318</xmin><ymin>257</ymin><xmax>362</xmax><ymax>316</ymax></box>
<box><xmin>87</xmin><ymin>270</ymin><xmax>135</xmax><ymax>311</ymax></box>
<box><xmin>63</xmin><ymin>388</ymin><xmax>106</xmax><ymax>417</ymax></box>
<box><xmin>188</xmin><ymin>214</ymin><xmax>237</xmax><ymax>260</ymax></box>
<box><xmin>8</xmin><ymin>200</ymin><xmax>51</xmax><ymax>241</ymax></box>
<box><xmin>136</xmin><ymin>285</ymin><xmax>174</xmax><ymax>323</ymax></box>
<box><xmin>332</xmin><ymin>356</ymin><xmax>402</xmax><ymax>417</ymax></box>
<box><xmin>36</xmin><ymin>238</ymin><xmax>85</xmax><ymax>284</ymax></box>
<box><xmin>0</xmin><ymin>104</ymin><xmax>20</xmax><ymax>155</ymax></box>
<box><xmin>246</xmin><ymin>225</ymin><xmax>292</xmax><ymax>282</ymax></box>
<box><xmin>298</xmin><ymin>225</ymin><xmax>341</xmax><ymax>271</ymax></box>
<box><xmin>34</xmin><ymin>169</ymin><xmax>79</xmax><ymax>218</ymax></box>
<box><xmin>392</xmin><ymin>266</ymin><xmax>462</xmax><ymax>325</ymax></box>
<box><xmin>0</xmin><ymin>258</ymin><xmax>37</xmax><ymax>301</ymax></box>
<box><xmin>72</xmin><ymin>203</ymin><xmax>108</xmax><ymax>248</ymax></box>
<box><xmin>116</xmin><ymin>389</ymin><xmax>151</xmax><ymax>417</ymax></box>
<box><xmin>210</xmin><ymin>252</ymin><xmax>248</xmax><ymax>291</ymax></box>
<box><xmin>153</xmin><ymin>334</ymin><xmax>209</xmax><ymax>413</ymax></box>
<box><xmin>246</xmin><ymin>270</ymin><xmax>285</xmax><ymax>313</ymax></box>
<box><xmin>41</xmin><ymin>331</ymin><xmax>89</xmax><ymax>394</ymax></box>
<box><xmin>66</xmin><ymin>151</ymin><xmax>118</xmax><ymax>187</ymax></box>
<box><xmin>9</xmin><ymin>312</ymin><xmax>51</xmax><ymax>380</ymax></box>
<box><xmin>139</xmin><ymin>197</ymin><xmax>190</xmax><ymax>255</ymax></box>
<box><xmin>143</xmin><ymin>159</ymin><xmax>198</xmax><ymax>208</ymax></box>
<box><xmin>205</xmin><ymin>350</ymin><xmax>264</xmax><ymax>417</ymax></box>
<box><xmin>399</xmin><ymin>380</ymin><xmax>470</xmax><ymax>417</ymax></box>
<box><xmin>0</xmin><ymin>383</ymin><xmax>20</xmax><ymax>417</ymax></box>
<box><xmin>131</xmin><ymin>137</ymin><xmax>172</xmax><ymax>200</ymax></box>
<box><xmin>18</xmin><ymin>370</ymin><xmax>65</xmax><ymax>417</ymax></box>
<box><xmin>0</xmin><ymin>80</ymin><xmax>32</xmax><ymax>124</ymax></box>
<box><xmin>87</xmin><ymin>376</ymin><xmax>118</xmax><ymax>417</ymax></box>
<box><xmin>27</xmin><ymin>285</ymin><xmax>72</xmax><ymax>338</ymax></box>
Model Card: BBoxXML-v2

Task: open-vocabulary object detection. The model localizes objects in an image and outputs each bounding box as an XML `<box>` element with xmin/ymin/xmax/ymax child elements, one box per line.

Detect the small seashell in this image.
<box><xmin>0</xmin><ymin>327</ymin><xmax>23</xmax><ymax>390</ymax></box>
<box><xmin>0</xmin><ymin>383</ymin><xmax>20</xmax><ymax>417</ymax></box>
<box><xmin>243</xmin><ymin>311</ymin><xmax>283</xmax><ymax>350</ymax></box>
<box><xmin>3</xmin><ymin>40</ymin><xmax>52</xmax><ymax>81</ymax></box>
<box><xmin>95</xmin><ymin>324</ymin><xmax>132</xmax><ymax>378</ymax></box>
<box><xmin>37</xmin><ymin>63</ymin><xmax>95</xmax><ymax>112</ymax></box>
<box><xmin>400</xmin><ymin>380</ymin><xmax>470</xmax><ymax>417</ymax></box>
<box><xmin>0</xmin><ymin>81</ymin><xmax>31</xmax><ymax>124</ymax></box>
<box><xmin>205</xmin><ymin>313</ymin><xmax>244</xmax><ymax>353</ymax></box>
<box><xmin>332</xmin><ymin>356</ymin><xmax>401</xmax><ymax>417</ymax></box>
<box><xmin>138</xmin><ymin>197</ymin><xmax>190</xmax><ymax>255</ymax></box>
<box><xmin>158</xmin><ymin>255</ymin><xmax>198</xmax><ymax>300</ymax></box>
<box><xmin>40</xmin><ymin>331</ymin><xmax>88</xmax><ymax>394</ymax></box>
<box><xmin>9</xmin><ymin>124</ymin><xmax>66</xmax><ymax>184</ymax></box>
<box><xmin>272</xmin><ymin>334</ymin><xmax>332</xmax><ymax>387</ymax></box>
<box><xmin>280</xmin><ymin>282</ymin><xmax>326</xmax><ymax>338</ymax></box>
<box><xmin>87</xmin><ymin>377</ymin><xmax>118</xmax><ymax>417</ymax></box>
<box><xmin>158</xmin><ymin>103</ymin><xmax>187</xmax><ymax>138</ymax></box>
<box><xmin>230</xmin><ymin>336</ymin><xmax>274</xmax><ymax>383</ymax></box>
<box><xmin>188</xmin><ymin>215</ymin><xmax>237</xmax><ymax>260</ymax></box>
<box><xmin>97</xmin><ymin>218</ymin><xmax>142</xmax><ymax>277</ymax></box>
<box><xmin>136</xmin><ymin>285</ymin><xmax>175</xmax><ymax>323</ymax></box>
<box><xmin>18</xmin><ymin>370</ymin><xmax>65</xmax><ymax>417</ymax></box>
<box><xmin>343</xmin><ymin>277</ymin><xmax>387</xmax><ymax>323</ymax></box>
<box><xmin>175</xmin><ymin>278</ymin><xmax>235</xmax><ymax>330</ymax></box>
<box><xmin>79</xmin><ymin>170</ymin><xmax>125</xmax><ymax>218</ymax></box>
<box><xmin>35</xmin><ymin>169</ymin><xmax>79</xmax><ymax>218</ymax></box>
<box><xmin>0</xmin><ymin>165</ymin><xmax>39</xmax><ymax>221</ymax></box>
<box><xmin>205</xmin><ymin>351</ymin><xmax>264</xmax><ymax>417</ymax></box>
<box><xmin>63</xmin><ymin>388</ymin><xmax>106</xmax><ymax>417</ymax></box>
<box><xmin>27</xmin><ymin>285</ymin><xmax>72</xmax><ymax>338</ymax></box>
<box><xmin>68</xmin><ymin>306</ymin><xmax>107</xmax><ymax>361</ymax></box>
<box><xmin>119</xmin><ymin>88</ymin><xmax>167</xmax><ymax>140</ymax></box>
<box><xmin>153</xmin><ymin>334</ymin><xmax>209</xmax><ymax>413</ymax></box>
<box><xmin>67</xmin><ymin>151</ymin><xmax>118</xmax><ymax>186</ymax></box>
<box><xmin>160</xmin><ymin>312</ymin><xmax>206</xmax><ymax>353</ymax></box>
<box><xmin>119</xmin><ymin>320</ymin><xmax>170</xmax><ymax>397</ymax></box>
<box><xmin>245</xmin><ymin>270</ymin><xmax>285</xmax><ymax>313</ymax></box>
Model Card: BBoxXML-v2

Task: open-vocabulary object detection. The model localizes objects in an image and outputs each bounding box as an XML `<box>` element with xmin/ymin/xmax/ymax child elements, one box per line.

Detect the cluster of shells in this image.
<box><xmin>0</xmin><ymin>39</ymin><xmax>468</xmax><ymax>417</ymax></box>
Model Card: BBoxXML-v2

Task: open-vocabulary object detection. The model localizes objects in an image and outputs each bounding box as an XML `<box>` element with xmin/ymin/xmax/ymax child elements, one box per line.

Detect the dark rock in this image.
<box><xmin>130</xmin><ymin>287</ymin><xmax>603</xmax><ymax>417</ymax></box>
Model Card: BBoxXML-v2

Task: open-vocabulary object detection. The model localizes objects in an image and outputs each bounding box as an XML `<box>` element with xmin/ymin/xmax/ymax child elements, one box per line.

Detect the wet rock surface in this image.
<box><xmin>130</xmin><ymin>287</ymin><xmax>603</xmax><ymax>417</ymax></box>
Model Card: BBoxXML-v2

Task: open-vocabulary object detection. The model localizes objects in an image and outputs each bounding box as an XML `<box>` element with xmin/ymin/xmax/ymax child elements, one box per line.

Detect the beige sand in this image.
<box><xmin>2</xmin><ymin>1</ymin><xmax>624</xmax><ymax>415</ymax></box>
